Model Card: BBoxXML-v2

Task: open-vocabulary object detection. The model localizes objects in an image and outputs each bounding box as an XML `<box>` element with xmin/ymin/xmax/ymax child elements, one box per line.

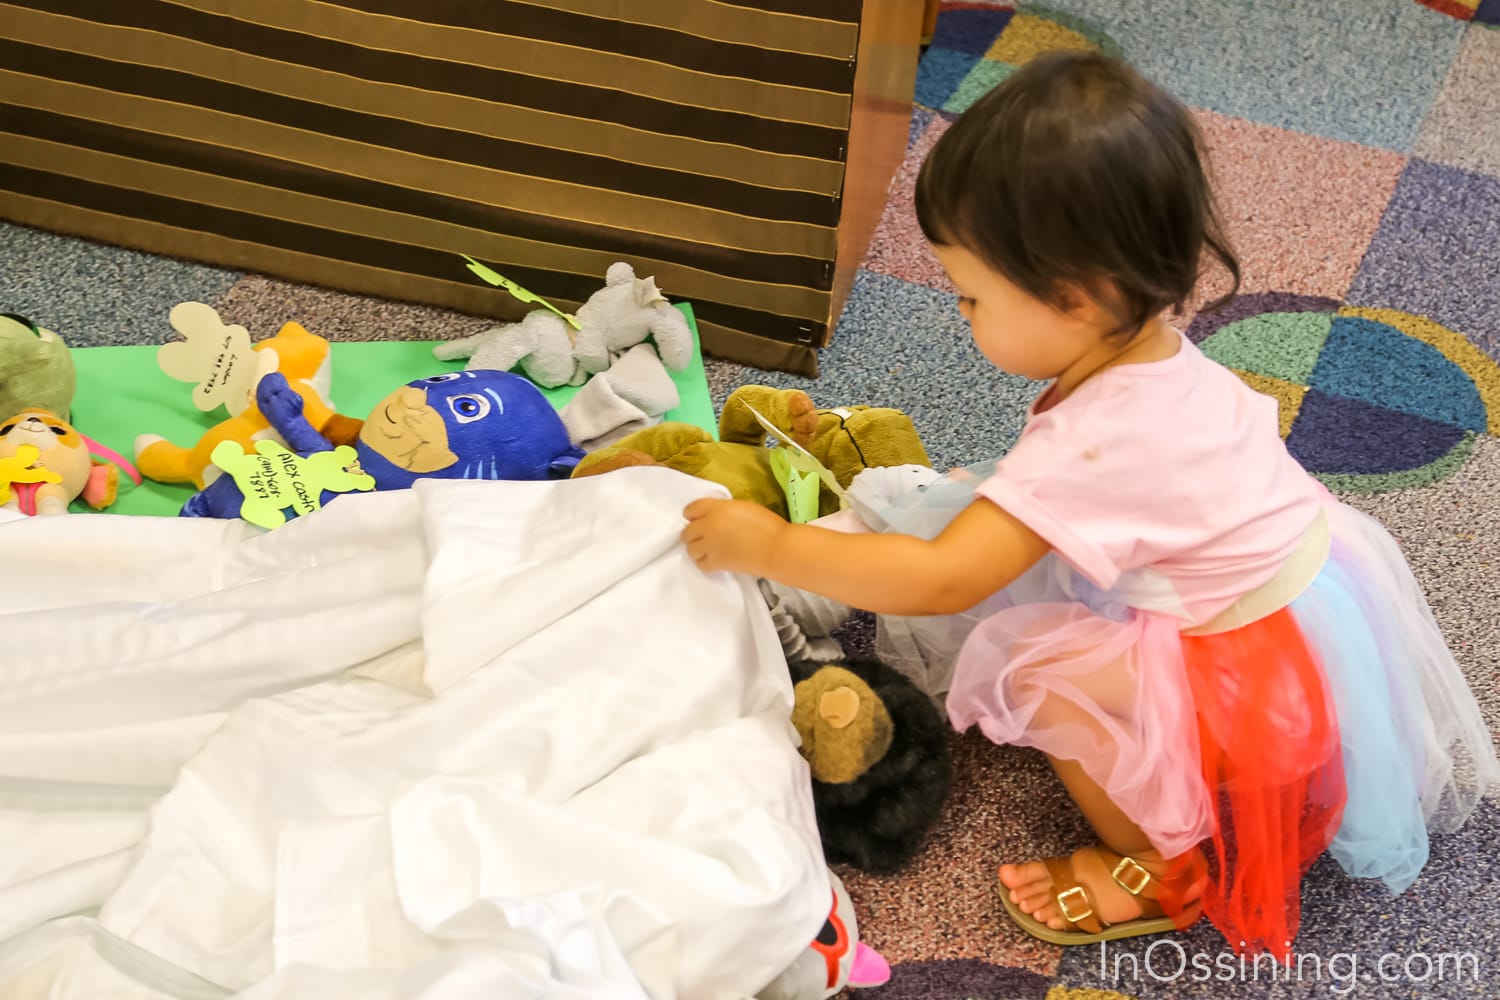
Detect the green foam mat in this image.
<box><xmin>69</xmin><ymin>303</ymin><xmax>715</xmax><ymax>516</ymax></box>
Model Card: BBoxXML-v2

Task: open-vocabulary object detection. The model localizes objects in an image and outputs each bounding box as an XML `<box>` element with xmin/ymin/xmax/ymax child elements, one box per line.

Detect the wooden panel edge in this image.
<box><xmin>825</xmin><ymin>0</ymin><xmax>922</xmax><ymax>346</ymax></box>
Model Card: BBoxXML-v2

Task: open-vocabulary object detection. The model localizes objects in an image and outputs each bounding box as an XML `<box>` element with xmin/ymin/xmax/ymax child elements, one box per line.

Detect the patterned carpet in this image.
<box><xmin>2</xmin><ymin>2</ymin><xmax>1498</xmax><ymax>997</ymax></box>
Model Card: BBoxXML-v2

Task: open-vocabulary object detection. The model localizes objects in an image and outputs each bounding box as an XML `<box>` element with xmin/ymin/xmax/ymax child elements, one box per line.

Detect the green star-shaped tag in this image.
<box><xmin>211</xmin><ymin>439</ymin><xmax>375</xmax><ymax>529</ymax></box>
<box><xmin>739</xmin><ymin>402</ymin><xmax>849</xmax><ymax>523</ymax></box>
<box><xmin>461</xmin><ymin>254</ymin><xmax>582</xmax><ymax>330</ymax></box>
<box><xmin>769</xmin><ymin>447</ymin><xmax>823</xmax><ymax>524</ymax></box>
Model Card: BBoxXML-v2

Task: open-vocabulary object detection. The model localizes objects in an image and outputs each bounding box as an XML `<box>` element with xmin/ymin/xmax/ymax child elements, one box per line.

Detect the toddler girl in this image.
<box><xmin>681</xmin><ymin>50</ymin><xmax>1497</xmax><ymax>955</ymax></box>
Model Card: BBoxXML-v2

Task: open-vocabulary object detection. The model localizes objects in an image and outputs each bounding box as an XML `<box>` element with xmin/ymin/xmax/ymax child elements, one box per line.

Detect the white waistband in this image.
<box><xmin>1182</xmin><ymin>509</ymin><xmax>1331</xmax><ymax>637</ymax></box>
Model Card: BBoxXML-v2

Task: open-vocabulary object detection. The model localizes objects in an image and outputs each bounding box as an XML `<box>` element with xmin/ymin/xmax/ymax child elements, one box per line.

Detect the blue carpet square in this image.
<box><xmin>1478</xmin><ymin>0</ymin><xmax>1500</xmax><ymax>26</ymax></box>
<box><xmin>1307</xmin><ymin>316</ymin><xmax>1487</xmax><ymax>432</ymax></box>
<box><xmin>753</xmin><ymin>270</ymin><xmax>1039</xmax><ymax>470</ymax></box>
<box><xmin>915</xmin><ymin>47</ymin><xmax>984</xmax><ymax>110</ymax></box>
<box><xmin>1019</xmin><ymin>0</ymin><xmax>1464</xmax><ymax>150</ymax></box>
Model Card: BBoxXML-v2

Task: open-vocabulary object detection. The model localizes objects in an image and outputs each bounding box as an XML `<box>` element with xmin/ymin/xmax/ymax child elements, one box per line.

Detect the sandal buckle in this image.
<box><xmin>1112</xmin><ymin>856</ymin><xmax>1152</xmax><ymax>896</ymax></box>
<box><xmin>1055</xmin><ymin>886</ymin><xmax>1093</xmax><ymax>924</ymax></box>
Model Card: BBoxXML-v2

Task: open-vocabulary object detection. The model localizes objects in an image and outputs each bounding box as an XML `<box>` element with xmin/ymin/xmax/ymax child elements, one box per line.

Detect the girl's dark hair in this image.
<box><xmin>915</xmin><ymin>50</ymin><xmax>1239</xmax><ymax>338</ymax></box>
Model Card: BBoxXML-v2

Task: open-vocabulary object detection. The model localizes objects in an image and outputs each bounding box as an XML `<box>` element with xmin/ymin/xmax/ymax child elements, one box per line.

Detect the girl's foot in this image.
<box><xmin>998</xmin><ymin>845</ymin><xmax>1204</xmax><ymax>938</ymax></box>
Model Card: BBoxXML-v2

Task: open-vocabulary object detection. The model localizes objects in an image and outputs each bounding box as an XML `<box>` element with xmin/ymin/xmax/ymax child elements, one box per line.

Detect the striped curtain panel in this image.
<box><xmin>0</xmin><ymin>0</ymin><xmax>881</xmax><ymax>374</ymax></box>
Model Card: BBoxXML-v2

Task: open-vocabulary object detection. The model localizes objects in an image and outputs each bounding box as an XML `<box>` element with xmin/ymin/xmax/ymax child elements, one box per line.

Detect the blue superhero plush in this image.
<box><xmin>182</xmin><ymin>369</ymin><xmax>586</xmax><ymax>521</ymax></box>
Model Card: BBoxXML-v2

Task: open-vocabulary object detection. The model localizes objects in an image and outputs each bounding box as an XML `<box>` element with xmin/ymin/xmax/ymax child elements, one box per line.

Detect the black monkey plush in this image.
<box><xmin>789</xmin><ymin>656</ymin><xmax>952</xmax><ymax>874</ymax></box>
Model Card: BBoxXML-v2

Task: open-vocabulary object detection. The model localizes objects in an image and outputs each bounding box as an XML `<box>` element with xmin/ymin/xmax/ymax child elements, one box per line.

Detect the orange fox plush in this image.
<box><xmin>134</xmin><ymin>320</ymin><xmax>360</xmax><ymax>489</ymax></box>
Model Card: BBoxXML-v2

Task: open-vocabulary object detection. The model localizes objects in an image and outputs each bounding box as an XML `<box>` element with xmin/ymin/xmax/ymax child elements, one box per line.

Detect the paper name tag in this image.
<box><xmin>211</xmin><ymin>439</ymin><xmax>374</xmax><ymax>529</ymax></box>
<box><xmin>158</xmin><ymin>302</ymin><xmax>281</xmax><ymax>416</ymax></box>
<box><xmin>741</xmin><ymin>402</ymin><xmax>847</xmax><ymax>522</ymax></box>
<box><xmin>461</xmin><ymin>254</ymin><xmax>582</xmax><ymax>331</ymax></box>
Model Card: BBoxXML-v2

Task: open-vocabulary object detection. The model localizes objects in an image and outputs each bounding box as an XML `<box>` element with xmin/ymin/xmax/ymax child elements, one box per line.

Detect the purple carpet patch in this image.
<box><xmin>930</xmin><ymin>4</ymin><xmax>1016</xmax><ymax>55</ymax></box>
<box><xmin>1287</xmin><ymin>391</ymin><xmax>1468</xmax><ymax>475</ymax></box>
<box><xmin>1346</xmin><ymin>159</ymin><xmax>1500</xmax><ymax>359</ymax></box>
<box><xmin>863</xmin><ymin>958</ymin><xmax>1052</xmax><ymax>1000</ymax></box>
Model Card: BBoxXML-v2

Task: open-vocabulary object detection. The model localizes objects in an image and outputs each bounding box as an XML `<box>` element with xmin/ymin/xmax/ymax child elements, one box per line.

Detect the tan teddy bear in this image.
<box><xmin>570</xmin><ymin>385</ymin><xmax>932</xmax><ymax>520</ymax></box>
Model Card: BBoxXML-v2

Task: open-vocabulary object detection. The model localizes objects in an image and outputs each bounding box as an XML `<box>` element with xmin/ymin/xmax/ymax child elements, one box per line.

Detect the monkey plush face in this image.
<box><xmin>792</xmin><ymin>665</ymin><xmax>894</xmax><ymax>785</ymax></box>
<box><xmin>788</xmin><ymin>656</ymin><xmax>953</xmax><ymax>875</ymax></box>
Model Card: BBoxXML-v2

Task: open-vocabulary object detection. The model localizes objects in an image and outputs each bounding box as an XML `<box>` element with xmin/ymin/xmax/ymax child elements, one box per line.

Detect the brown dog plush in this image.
<box><xmin>571</xmin><ymin>385</ymin><xmax>931</xmax><ymax>520</ymax></box>
<box><xmin>0</xmin><ymin>409</ymin><xmax>128</xmax><ymax>515</ymax></box>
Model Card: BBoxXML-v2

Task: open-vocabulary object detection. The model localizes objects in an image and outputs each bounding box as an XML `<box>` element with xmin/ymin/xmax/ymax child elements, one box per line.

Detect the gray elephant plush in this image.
<box><xmin>435</xmin><ymin>262</ymin><xmax>694</xmax><ymax>388</ymax></box>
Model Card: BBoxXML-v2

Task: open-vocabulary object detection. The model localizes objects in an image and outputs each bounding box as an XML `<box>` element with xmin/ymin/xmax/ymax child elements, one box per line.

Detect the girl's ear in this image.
<box><xmin>1051</xmin><ymin>281</ymin><xmax>1093</xmax><ymax>320</ymax></box>
<box><xmin>1055</xmin><ymin>280</ymin><xmax>1120</xmax><ymax>329</ymax></box>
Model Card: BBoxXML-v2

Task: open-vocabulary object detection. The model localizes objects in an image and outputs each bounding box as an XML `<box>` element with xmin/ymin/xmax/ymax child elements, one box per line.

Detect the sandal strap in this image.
<box><xmin>1092</xmin><ymin>848</ymin><xmax>1187</xmax><ymax>921</ymax></box>
<box><xmin>1039</xmin><ymin>856</ymin><xmax>1107</xmax><ymax>934</ymax></box>
<box><xmin>1019</xmin><ymin>848</ymin><xmax>1206</xmax><ymax>936</ymax></box>
<box><xmin>1042</xmin><ymin>848</ymin><xmax>1188</xmax><ymax>930</ymax></box>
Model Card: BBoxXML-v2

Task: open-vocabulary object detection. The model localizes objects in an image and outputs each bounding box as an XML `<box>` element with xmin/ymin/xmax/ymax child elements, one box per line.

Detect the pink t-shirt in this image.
<box><xmin>976</xmin><ymin>331</ymin><xmax>1326</xmax><ymax>622</ymax></box>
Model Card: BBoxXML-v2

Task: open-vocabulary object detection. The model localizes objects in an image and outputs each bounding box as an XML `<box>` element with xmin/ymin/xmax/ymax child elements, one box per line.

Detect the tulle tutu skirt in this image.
<box><xmin>847</xmin><ymin>466</ymin><xmax>1498</xmax><ymax>953</ymax></box>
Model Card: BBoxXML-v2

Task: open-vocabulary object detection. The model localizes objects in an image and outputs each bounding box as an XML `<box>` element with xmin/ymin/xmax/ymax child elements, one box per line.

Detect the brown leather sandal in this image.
<box><xmin>998</xmin><ymin>846</ymin><xmax>1203</xmax><ymax>946</ymax></box>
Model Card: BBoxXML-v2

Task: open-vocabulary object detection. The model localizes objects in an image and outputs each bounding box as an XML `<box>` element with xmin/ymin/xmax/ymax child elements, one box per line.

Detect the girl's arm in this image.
<box><xmin>680</xmin><ymin>496</ymin><xmax>1050</xmax><ymax>615</ymax></box>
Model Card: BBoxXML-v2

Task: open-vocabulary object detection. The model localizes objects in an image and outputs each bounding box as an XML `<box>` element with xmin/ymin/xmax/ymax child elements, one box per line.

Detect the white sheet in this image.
<box><xmin>0</xmin><ymin>469</ymin><xmax>827</xmax><ymax>999</ymax></box>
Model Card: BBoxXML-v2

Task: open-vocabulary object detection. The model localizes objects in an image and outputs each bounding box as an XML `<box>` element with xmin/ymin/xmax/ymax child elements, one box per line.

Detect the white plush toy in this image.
<box><xmin>435</xmin><ymin>261</ymin><xmax>694</xmax><ymax>388</ymax></box>
<box><xmin>437</xmin><ymin>262</ymin><xmax>697</xmax><ymax>449</ymax></box>
<box><xmin>436</xmin><ymin>308</ymin><xmax>579</xmax><ymax>388</ymax></box>
<box><xmin>758</xmin><ymin>869</ymin><xmax>891</xmax><ymax>999</ymax></box>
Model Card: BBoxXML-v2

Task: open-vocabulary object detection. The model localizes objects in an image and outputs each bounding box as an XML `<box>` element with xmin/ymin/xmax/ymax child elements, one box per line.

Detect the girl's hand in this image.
<box><xmin>680</xmin><ymin>498</ymin><xmax>787</xmax><ymax>575</ymax></box>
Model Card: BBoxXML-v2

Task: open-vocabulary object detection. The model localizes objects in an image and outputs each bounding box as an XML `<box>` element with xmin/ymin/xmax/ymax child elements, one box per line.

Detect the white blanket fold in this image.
<box><xmin>0</xmin><ymin>469</ymin><xmax>825</xmax><ymax>999</ymax></box>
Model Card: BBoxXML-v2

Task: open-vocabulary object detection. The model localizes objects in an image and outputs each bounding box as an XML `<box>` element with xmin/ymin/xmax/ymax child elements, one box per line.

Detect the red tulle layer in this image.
<box><xmin>1170</xmin><ymin>606</ymin><xmax>1347</xmax><ymax>957</ymax></box>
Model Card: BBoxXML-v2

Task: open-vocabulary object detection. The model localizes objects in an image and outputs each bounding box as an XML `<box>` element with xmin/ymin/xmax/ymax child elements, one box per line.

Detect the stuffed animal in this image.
<box><xmin>572</xmin><ymin>385</ymin><xmax>932</xmax><ymax>520</ymax></box>
<box><xmin>0</xmin><ymin>409</ymin><xmax>140</xmax><ymax>515</ymax></box>
<box><xmin>790</xmin><ymin>656</ymin><xmax>952</xmax><ymax>874</ymax></box>
<box><xmin>180</xmin><ymin>369</ymin><xmax>585</xmax><ymax>523</ymax></box>
<box><xmin>0</xmin><ymin>312</ymin><xmax>75</xmax><ymax>421</ymax></box>
<box><xmin>135</xmin><ymin>308</ymin><xmax>361</xmax><ymax>489</ymax></box>
<box><xmin>435</xmin><ymin>261</ymin><xmax>694</xmax><ymax>388</ymax></box>
<box><xmin>758</xmin><ymin>869</ymin><xmax>891</xmax><ymax>999</ymax></box>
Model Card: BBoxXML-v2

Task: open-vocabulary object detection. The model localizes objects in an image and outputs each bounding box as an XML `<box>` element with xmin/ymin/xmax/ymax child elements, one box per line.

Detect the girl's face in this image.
<box><xmin>930</xmin><ymin>242</ymin><xmax>1101</xmax><ymax>382</ymax></box>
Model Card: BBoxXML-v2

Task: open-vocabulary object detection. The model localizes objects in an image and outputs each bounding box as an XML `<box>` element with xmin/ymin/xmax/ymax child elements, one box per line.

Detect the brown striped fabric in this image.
<box><xmin>0</xmin><ymin>0</ymin><xmax>878</xmax><ymax>373</ymax></box>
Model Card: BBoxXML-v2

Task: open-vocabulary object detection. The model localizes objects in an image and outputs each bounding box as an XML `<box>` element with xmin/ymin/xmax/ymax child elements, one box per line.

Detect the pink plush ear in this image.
<box><xmin>81</xmin><ymin>463</ymin><xmax>119</xmax><ymax>509</ymax></box>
